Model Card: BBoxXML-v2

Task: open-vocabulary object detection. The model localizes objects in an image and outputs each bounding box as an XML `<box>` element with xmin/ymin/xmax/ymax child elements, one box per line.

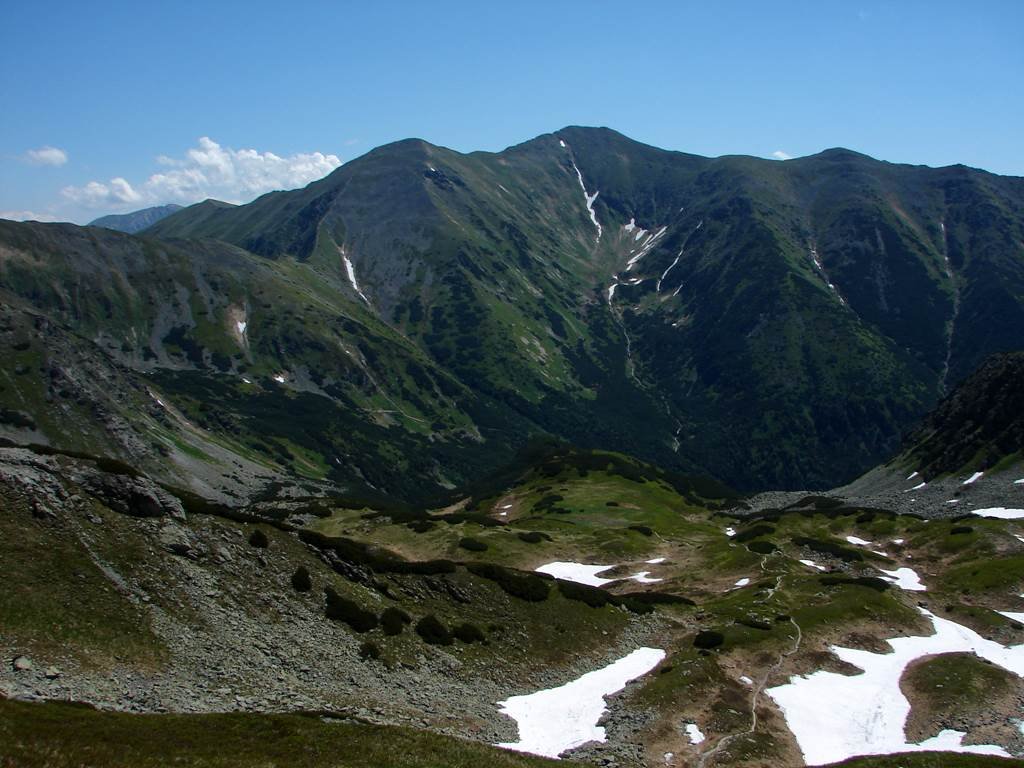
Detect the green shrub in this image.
<box><xmin>407</xmin><ymin>520</ymin><xmax>436</xmax><ymax>534</ymax></box>
<box><xmin>792</xmin><ymin>536</ymin><xmax>863</xmax><ymax>562</ymax></box>
<box><xmin>453</xmin><ymin>622</ymin><xmax>486</xmax><ymax>644</ymax></box>
<box><xmin>950</xmin><ymin>526</ymin><xmax>974</xmax><ymax>535</ymax></box>
<box><xmin>516</xmin><ymin>531</ymin><xmax>551</xmax><ymax>544</ymax></box>
<box><xmin>248</xmin><ymin>529</ymin><xmax>269</xmax><ymax>548</ymax></box>
<box><xmin>819</xmin><ymin>576</ymin><xmax>890</xmax><ymax>592</ymax></box>
<box><xmin>291</xmin><ymin>566</ymin><xmax>312</xmax><ymax>592</ymax></box>
<box><xmin>557</xmin><ymin>579</ymin><xmax>613</xmax><ymax>608</ymax></box>
<box><xmin>358</xmin><ymin>641</ymin><xmax>381</xmax><ymax>660</ymax></box>
<box><xmin>466</xmin><ymin>563</ymin><xmax>550</xmax><ymax>602</ymax></box>
<box><xmin>693</xmin><ymin>630</ymin><xmax>724</xmax><ymax>649</ymax></box>
<box><xmin>734</xmin><ymin>525</ymin><xmax>775</xmax><ymax>543</ymax></box>
<box><xmin>747</xmin><ymin>540</ymin><xmax>777</xmax><ymax>554</ymax></box>
<box><xmin>415</xmin><ymin>614</ymin><xmax>453</xmax><ymax>646</ymax></box>
<box><xmin>458</xmin><ymin>537</ymin><xmax>488</xmax><ymax>552</ymax></box>
<box><xmin>381</xmin><ymin>607</ymin><xmax>412</xmax><ymax>636</ymax></box>
<box><xmin>324</xmin><ymin>587</ymin><xmax>378</xmax><ymax>632</ymax></box>
<box><xmin>628</xmin><ymin>525</ymin><xmax>653</xmax><ymax>536</ymax></box>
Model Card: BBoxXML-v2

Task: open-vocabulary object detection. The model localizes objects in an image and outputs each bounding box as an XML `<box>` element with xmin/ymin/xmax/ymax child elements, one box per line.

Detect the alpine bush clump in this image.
<box><xmin>248</xmin><ymin>529</ymin><xmax>269</xmax><ymax>548</ymax></box>
<box><xmin>453</xmin><ymin>622</ymin><xmax>486</xmax><ymax>644</ymax></box>
<box><xmin>458</xmin><ymin>537</ymin><xmax>488</xmax><ymax>552</ymax></box>
<box><xmin>415</xmin><ymin>614</ymin><xmax>453</xmax><ymax>646</ymax></box>
<box><xmin>381</xmin><ymin>606</ymin><xmax>412</xmax><ymax>636</ymax></box>
<box><xmin>291</xmin><ymin>565</ymin><xmax>312</xmax><ymax>592</ymax></box>
<box><xmin>324</xmin><ymin>587</ymin><xmax>378</xmax><ymax>632</ymax></box>
<box><xmin>693</xmin><ymin>630</ymin><xmax>724</xmax><ymax>649</ymax></box>
<box><xmin>466</xmin><ymin>563</ymin><xmax>550</xmax><ymax>602</ymax></box>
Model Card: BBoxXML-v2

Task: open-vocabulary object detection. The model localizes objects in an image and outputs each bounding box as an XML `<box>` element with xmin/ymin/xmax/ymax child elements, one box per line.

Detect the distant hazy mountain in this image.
<box><xmin>89</xmin><ymin>204</ymin><xmax>183</xmax><ymax>233</ymax></box>
<box><xmin>2</xmin><ymin>126</ymin><xmax>1023</xmax><ymax>503</ymax></box>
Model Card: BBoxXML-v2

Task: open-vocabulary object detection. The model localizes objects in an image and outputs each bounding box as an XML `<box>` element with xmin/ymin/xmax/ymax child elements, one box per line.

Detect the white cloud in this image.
<box><xmin>772</xmin><ymin>150</ymin><xmax>792</xmax><ymax>160</ymax></box>
<box><xmin>0</xmin><ymin>209</ymin><xmax>61</xmax><ymax>222</ymax></box>
<box><xmin>61</xmin><ymin>137</ymin><xmax>342</xmax><ymax>211</ymax></box>
<box><xmin>25</xmin><ymin>146</ymin><xmax>68</xmax><ymax>166</ymax></box>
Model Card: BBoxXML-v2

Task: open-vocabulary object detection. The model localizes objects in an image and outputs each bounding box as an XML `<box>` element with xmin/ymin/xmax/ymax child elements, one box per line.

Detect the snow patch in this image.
<box><xmin>734</xmin><ymin>577</ymin><xmax>751</xmax><ymax>588</ymax></box>
<box><xmin>236</xmin><ymin>320</ymin><xmax>247</xmax><ymax>335</ymax></box>
<box><xmin>559</xmin><ymin>139</ymin><xmax>566</xmax><ymax>148</ymax></box>
<box><xmin>646</xmin><ymin>557</ymin><xmax>666</xmax><ymax>564</ymax></box>
<box><xmin>963</xmin><ymin>471</ymin><xmax>984</xmax><ymax>485</ymax></box>
<box><xmin>846</xmin><ymin>536</ymin><xmax>872</xmax><ymax>547</ymax></box>
<box><xmin>879</xmin><ymin>567</ymin><xmax>926</xmax><ymax>591</ymax></box>
<box><xmin>685</xmin><ymin>723</ymin><xmax>705</xmax><ymax>745</ymax></box>
<box><xmin>535</xmin><ymin>561</ymin><xmax>662</xmax><ymax>587</ymax></box>
<box><xmin>972</xmin><ymin>508</ymin><xmax>1024</xmax><ymax>520</ymax></box>
<box><xmin>892</xmin><ymin>539</ymin><xmax>905</xmax><ymax>545</ymax></box>
<box><xmin>570</xmin><ymin>161</ymin><xmax>602</xmax><ymax>242</ymax></box>
<box><xmin>496</xmin><ymin>647</ymin><xmax>666</xmax><ymax>758</ymax></box>
<box><xmin>657</xmin><ymin>256</ymin><xmax>680</xmax><ymax>292</ymax></box>
<box><xmin>800</xmin><ymin>559</ymin><xmax>826</xmax><ymax>571</ymax></box>
<box><xmin>906</xmin><ymin>482</ymin><xmax>926</xmax><ymax>491</ymax></box>
<box><xmin>273</xmin><ymin>374</ymin><xmax>286</xmax><ymax>384</ymax></box>
<box><xmin>341</xmin><ymin>249</ymin><xmax>371</xmax><ymax>304</ymax></box>
<box><xmin>906</xmin><ymin>471</ymin><xmax>919</xmax><ymax>480</ymax></box>
<box><xmin>1015</xmin><ymin>478</ymin><xmax>1024</xmax><ymax>485</ymax></box>
<box><xmin>739</xmin><ymin>675</ymin><xmax>753</xmax><ymax>686</ymax></box>
<box><xmin>624</xmin><ymin>218</ymin><xmax>636</xmax><ymax>232</ymax></box>
<box><xmin>725</xmin><ymin>527</ymin><xmax>736</xmax><ymax>537</ymax></box>
<box><xmin>766</xmin><ymin>608</ymin><xmax>1022</xmax><ymax>765</ymax></box>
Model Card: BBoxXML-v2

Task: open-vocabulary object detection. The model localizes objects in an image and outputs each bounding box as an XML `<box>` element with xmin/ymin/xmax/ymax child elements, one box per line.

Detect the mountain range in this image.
<box><xmin>2</xmin><ymin>126</ymin><xmax>1023</xmax><ymax>506</ymax></box>
<box><xmin>88</xmin><ymin>204</ymin><xmax>183</xmax><ymax>233</ymax></box>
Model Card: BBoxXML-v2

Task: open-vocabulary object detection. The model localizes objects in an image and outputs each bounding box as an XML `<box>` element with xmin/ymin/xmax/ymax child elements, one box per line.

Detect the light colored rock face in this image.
<box><xmin>12</xmin><ymin>656</ymin><xmax>33</xmax><ymax>672</ymax></box>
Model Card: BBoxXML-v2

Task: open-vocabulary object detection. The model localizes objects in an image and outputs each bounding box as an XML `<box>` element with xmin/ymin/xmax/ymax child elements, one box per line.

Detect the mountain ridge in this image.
<box><xmin>2</xmin><ymin>126</ymin><xmax>1023</xmax><ymax>500</ymax></box>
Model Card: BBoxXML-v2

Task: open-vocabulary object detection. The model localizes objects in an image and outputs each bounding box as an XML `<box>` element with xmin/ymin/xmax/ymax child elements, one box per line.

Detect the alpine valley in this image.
<box><xmin>2</xmin><ymin>127</ymin><xmax>1024</xmax><ymax>768</ymax></box>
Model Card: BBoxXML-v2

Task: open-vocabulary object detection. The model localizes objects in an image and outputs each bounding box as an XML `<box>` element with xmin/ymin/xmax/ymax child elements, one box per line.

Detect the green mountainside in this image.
<box><xmin>88</xmin><ymin>204</ymin><xmax>184</xmax><ymax>234</ymax></box>
<box><xmin>2</xmin><ymin>127</ymin><xmax>1023</xmax><ymax>504</ymax></box>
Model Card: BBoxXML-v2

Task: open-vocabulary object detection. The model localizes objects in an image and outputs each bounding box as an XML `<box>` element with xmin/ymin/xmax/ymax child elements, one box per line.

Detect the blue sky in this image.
<box><xmin>2</xmin><ymin>0</ymin><xmax>1021</xmax><ymax>223</ymax></box>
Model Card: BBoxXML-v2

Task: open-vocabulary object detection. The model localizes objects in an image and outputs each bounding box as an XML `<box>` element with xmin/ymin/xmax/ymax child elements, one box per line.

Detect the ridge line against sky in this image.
<box><xmin>2</xmin><ymin>0</ymin><xmax>1021</xmax><ymax>224</ymax></box>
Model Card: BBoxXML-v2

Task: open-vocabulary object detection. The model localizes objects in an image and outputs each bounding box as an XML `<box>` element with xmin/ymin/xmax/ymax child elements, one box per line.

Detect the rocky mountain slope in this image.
<box><xmin>2</xmin><ymin>127</ymin><xmax>1023</xmax><ymax>507</ymax></box>
<box><xmin>3</xmin><ymin>437</ymin><xmax>1024</xmax><ymax>766</ymax></box>
<box><xmin>89</xmin><ymin>204</ymin><xmax>183</xmax><ymax>234</ymax></box>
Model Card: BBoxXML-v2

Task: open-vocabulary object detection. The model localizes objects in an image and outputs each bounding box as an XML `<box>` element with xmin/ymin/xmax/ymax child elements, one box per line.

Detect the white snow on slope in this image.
<box><xmin>739</xmin><ymin>675</ymin><xmax>753</xmax><ymax>686</ymax></box>
<box><xmin>625</xmin><ymin>226</ymin><xmax>667</xmax><ymax>271</ymax></box>
<box><xmin>734</xmin><ymin>577</ymin><xmax>751</xmax><ymax>588</ymax></box>
<box><xmin>846</xmin><ymin>536</ymin><xmax>872</xmax><ymax>547</ymax></box>
<box><xmin>972</xmin><ymin>508</ymin><xmax>1024</xmax><ymax>519</ymax></box>
<box><xmin>236</xmin><ymin>321</ymin><xmax>247</xmax><ymax>335</ymax></box>
<box><xmin>341</xmin><ymin>250</ymin><xmax>370</xmax><ymax>304</ymax></box>
<box><xmin>559</xmin><ymin>139</ymin><xmax>566</xmax><ymax>148</ymax></box>
<box><xmin>646</xmin><ymin>557</ymin><xmax>666</xmax><ymax>564</ymax></box>
<box><xmin>766</xmin><ymin>608</ymin><xmax>1024</xmax><ymax>766</ymax></box>
<box><xmin>879</xmin><ymin>567</ymin><xmax>926</xmax><ymax>591</ymax></box>
<box><xmin>998</xmin><ymin>609</ymin><xmax>1024</xmax><ymax>624</ymax></box>
<box><xmin>725</xmin><ymin>527</ymin><xmax>736</xmax><ymax>537</ymax></box>
<box><xmin>906</xmin><ymin>471</ymin><xmax>919</xmax><ymax>480</ymax></box>
<box><xmin>656</xmin><ymin>256</ymin><xmax>680</xmax><ymax>292</ymax></box>
<box><xmin>907</xmin><ymin>482</ymin><xmax>926</xmax><ymax>491</ymax></box>
<box><xmin>496</xmin><ymin>647</ymin><xmax>666</xmax><ymax>758</ymax></box>
<box><xmin>571</xmin><ymin>161</ymin><xmax>602</xmax><ymax>242</ymax></box>
<box><xmin>535</xmin><ymin>561</ymin><xmax>662</xmax><ymax>587</ymax></box>
<box><xmin>1015</xmin><ymin>478</ymin><xmax>1024</xmax><ymax>484</ymax></box>
<box><xmin>685</xmin><ymin>723</ymin><xmax>706</xmax><ymax>745</ymax></box>
<box><xmin>963</xmin><ymin>471</ymin><xmax>984</xmax><ymax>485</ymax></box>
<box><xmin>892</xmin><ymin>539</ymin><xmax>905</xmax><ymax>545</ymax></box>
<box><xmin>273</xmin><ymin>374</ymin><xmax>286</xmax><ymax>383</ymax></box>
<box><xmin>606</xmin><ymin>283</ymin><xmax>617</xmax><ymax>302</ymax></box>
<box><xmin>624</xmin><ymin>218</ymin><xmax>636</xmax><ymax>232</ymax></box>
<box><xmin>800</xmin><ymin>559</ymin><xmax>826</xmax><ymax>571</ymax></box>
